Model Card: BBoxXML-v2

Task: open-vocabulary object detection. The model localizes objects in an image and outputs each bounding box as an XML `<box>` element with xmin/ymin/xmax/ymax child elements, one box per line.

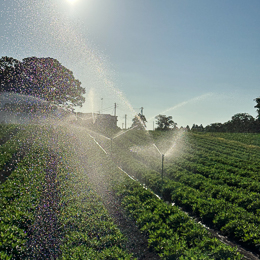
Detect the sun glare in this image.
<box><xmin>67</xmin><ymin>0</ymin><xmax>78</xmax><ymax>4</ymax></box>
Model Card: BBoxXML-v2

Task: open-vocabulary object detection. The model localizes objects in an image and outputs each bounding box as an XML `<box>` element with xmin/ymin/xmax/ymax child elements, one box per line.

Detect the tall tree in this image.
<box><xmin>0</xmin><ymin>56</ymin><xmax>85</xmax><ymax>108</ymax></box>
<box><xmin>254</xmin><ymin>97</ymin><xmax>260</xmax><ymax>120</ymax></box>
<box><xmin>230</xmin><ymin>113</ymin><xmax>255</xmax><ymax>132</ymax></box>
<box><xmin>155</xmin><ymin>115</ymin><xmax>176</xmax><ymax>131</ymax></box>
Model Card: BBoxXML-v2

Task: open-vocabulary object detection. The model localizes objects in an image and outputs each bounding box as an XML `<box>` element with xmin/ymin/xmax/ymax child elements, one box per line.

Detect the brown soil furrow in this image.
<box><xmin>26</xmin><ymin>153</ymin><xmax>61</xmax><ymax>259</ymax></box>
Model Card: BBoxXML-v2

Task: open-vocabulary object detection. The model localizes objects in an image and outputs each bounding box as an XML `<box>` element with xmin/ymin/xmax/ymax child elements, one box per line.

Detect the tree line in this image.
<box><xmin>134</xmin><ymin>99</ymin><xmax>260</xmax><ymax>133</ymax></box>
<box><xmin>192</xmin><ymin>112</ymin><xmax>260</xmax><ymax>133</ymax></box>
<box><xmin>191</xmin><ymin>99</ymin><xmax>260</xmax><ymax>133</ymax></box>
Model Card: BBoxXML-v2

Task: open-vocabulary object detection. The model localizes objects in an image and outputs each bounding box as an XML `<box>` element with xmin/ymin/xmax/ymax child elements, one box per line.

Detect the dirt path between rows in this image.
<box><xmin>26</xmin><ymin>152</ymin><xmax>61</xmax><ymax>259</ymax></box>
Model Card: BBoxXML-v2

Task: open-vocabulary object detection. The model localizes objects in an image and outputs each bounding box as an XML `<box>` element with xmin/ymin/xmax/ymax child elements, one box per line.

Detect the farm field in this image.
<box><xmin>1</xmin><ymin>123</ymin><xmax>259</xmax><ymax>259</ymax></box>
<box><xmin>202</xmin><ymin>132</ymin><xmax>260</xmax><ymax>147</ymax></box>
<box><xmin>107</xmin><ymin>130</ymin><xmax>260</xmax><ymax>258</ymax></box>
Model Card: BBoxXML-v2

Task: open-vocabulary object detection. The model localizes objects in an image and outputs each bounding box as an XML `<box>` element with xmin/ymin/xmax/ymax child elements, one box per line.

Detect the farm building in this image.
<box><xmin>75</xmin><ymin>112</ymin><xmax>118</xmax><ymax>129</ymax></box>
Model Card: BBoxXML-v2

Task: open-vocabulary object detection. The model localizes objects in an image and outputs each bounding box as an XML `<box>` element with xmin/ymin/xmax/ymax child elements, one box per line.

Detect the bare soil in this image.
<box><xmin>26</xmin><ymin>153</ymin><xmax>61</xmax><ymax>259</ymax></box>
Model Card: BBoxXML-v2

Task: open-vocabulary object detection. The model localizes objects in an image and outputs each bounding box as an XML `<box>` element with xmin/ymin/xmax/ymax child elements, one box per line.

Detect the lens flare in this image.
<box><xmin>66</xmin><ymin>0</ymin><xmax>78</xmax><ymax>4</ymax></box>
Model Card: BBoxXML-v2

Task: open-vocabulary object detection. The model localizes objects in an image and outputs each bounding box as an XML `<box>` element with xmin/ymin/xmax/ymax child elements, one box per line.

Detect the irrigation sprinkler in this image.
<box><xmin>161</xmin><ymin>154</ymin><xmax>164</xmax><ymax>183</ymax></box>
<box><xmin>153</xmin><ymin>144</ymin><xmax>165</xmax><ymax>191</ymax></box>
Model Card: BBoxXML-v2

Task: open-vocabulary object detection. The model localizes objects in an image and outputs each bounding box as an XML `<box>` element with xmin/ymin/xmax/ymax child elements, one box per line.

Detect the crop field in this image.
<box><xmin>1</xmin><ymin>123</ymin><xmax>260</xmax><ymax>259</ymax></box>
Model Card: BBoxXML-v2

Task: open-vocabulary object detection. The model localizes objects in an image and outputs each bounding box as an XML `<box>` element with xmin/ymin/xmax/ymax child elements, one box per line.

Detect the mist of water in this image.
<box><xmin>113</xmin><ymin>125</ymin><xmax>138</xmax><ymax>139</ymax></box>
<box><xmin>147</xmin><ymin>93</ymin><xmax>214</xmax><ymax>122</ymax></box>
<box><xmin>153</xmin><ymin>143</ymin><xmax>162</xmax><ymax>156</ymax></box>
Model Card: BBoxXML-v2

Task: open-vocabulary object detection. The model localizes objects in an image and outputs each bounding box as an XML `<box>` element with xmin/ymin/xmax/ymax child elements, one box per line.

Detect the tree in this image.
<box><xmin>0</xmin><ymin>56</ymin><xmax>85</xmax><ymax>108</ymax></box>
<box><xmin>191</xmin><ymin>124</ymin><xmax>204</xmax><ymax>132</ymax></box>
<box><xmin>131</xmin><ymin>113</ymin><xmax>147</xmax><ymax>129</ymax></box>
<box><xmin>254</xmin><ymin>97</ymin><xmax>260</xmax><ymax>120</ymax></box>
<box><xmin>230</xmin><ymin>113</ymin><xmax>255</xmax><ymax>132</ymax></box>
<box><xmin>155</xmin><ymin>115</ymin><xmax>176</xmax><ymax>131</ymax></box>
<box><xmin>204</xmin><ymin>113</ymin><xmax>257</xmax><ymax>133</ymax></box>
<box><xmin>205</xmin><ymin>123</ymin><xmax>223</xmax><ymax>132</ymax></box>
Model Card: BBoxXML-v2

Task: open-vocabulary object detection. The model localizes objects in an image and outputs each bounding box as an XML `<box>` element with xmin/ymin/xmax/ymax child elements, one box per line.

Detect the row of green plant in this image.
<box><xmin>164</xmin><ymin>134</ymin><xmax>260</xmax><ymax>252</ymax></box>
<box><xmin>0</xmin><ymin>124</ymin><xmax>135</xmax><ymax>259</ymax></box>
<box><xmin>0</xmin><ymin>126</ymin><xmax>35</xmax><ymax>171</ymax></box>
<box><xmin>75</xmin><ymin>127</ymin><xmax>260</xmax><ymax>258</ymax></box>
<box><xmin>190</xmin><ymin>133</ymin><xmax>260</xmax><ymax>157</ymax></box>
<box><xmin>113</xmin><ymin>178</ymin><xmax>244</xmax><ymax>259</ymax></box>
<box><xmin>55</xmin><ymin>128</ymin><xmax>135</xmax><ymax>259</ymax></box>
<box><xmin>112</xmin><ymin>130</ymin><xmax>260</xmax><ymax>200</ymax></box>
<box><xmin>0</xmin><ymin>124</ymin><xmax>19</xmax><ymax>140</ymax></box>
<box><xmin>162</xmin><ymin>133</ymin><xmax>260</xmax><ymax>192</ymax></box>
<box><xmin>168</xmin><ymin>158</ymin><xmax>260</xmax><ymax>193</ymax></box>
<box><xmin>166</xmin><ymin>169</ymin><xmax>260</xmax><ymax>215</ymax></box>
<box><xmin>103</xmin><ymin>143</ymin><xmax>259</xmax><ymax>254</ymax></box>
<box><xmin>0</xmin><ymin>131</ymin><xmax>51</xmax><ymax>259</ymax></box>
<box><xmin>180</xmin><ymin>142</ymin><xmax>259</xmax><ymax>168</ymax></box>
<box><xmin>108</xmin><ymin>130</ymin><xmax>260</xmax><ymax>254</ymax></box>
<box><xmin>201</xmin><ymin>132</ymin><xmax>260</xmax><ymax>147</ymax></box>
<box><xmin>174</xmin><ymin>133</ymin><xmax>260</xmax><ymax>165</ymax></box>
<box><xmin>168</xmin><ymin>179</ymin><xmax>260</xmax><ymax>252</ymax></box>
<box><xmin>121</xmin><ymin>159</ymin><xmax>260</xmax><ymax>249</ymax></box>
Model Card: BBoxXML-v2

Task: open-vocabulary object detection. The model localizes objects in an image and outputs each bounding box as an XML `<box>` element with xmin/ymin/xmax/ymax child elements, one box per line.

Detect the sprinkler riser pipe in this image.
<box><xmin>161</xmin><ymin>154</ymin><xmax>164</xmax><ymax>183</ymax></box>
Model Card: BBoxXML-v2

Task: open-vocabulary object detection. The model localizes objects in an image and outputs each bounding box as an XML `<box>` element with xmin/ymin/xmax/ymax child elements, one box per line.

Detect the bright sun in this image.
<box><xmin>67</xmin><ymin>0</ymin><xmax>78</xmax><ymax>4</ymax></box>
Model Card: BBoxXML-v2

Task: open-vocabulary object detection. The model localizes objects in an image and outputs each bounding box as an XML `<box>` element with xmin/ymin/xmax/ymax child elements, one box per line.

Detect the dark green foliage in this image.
<box><xmin>113</xmin><ymin>130</ymin><xmax>260</xmax><ymax>254</ymax></box>
<box><xmin>204</xmin><ymin>113</ymin><xmax>259</xmax><ymax>133</ymax></box>
<box><xmin>114</xmin><ymin>179</ymin><xmax>243</xmax><ymax>259</ymax></box>
<box><xmin>0</xmin><ymin>56</ymin><xmax>85</xmax><ymax>108</ymax></box>
<box><xmin>0</xmin><ymin>124</ymin><xmax>134</xmax><ymax>259</ymax></box>
<box><xmin>155</xmin><ymin>115</ymin><xmax>177</xmax><ymax>131</ymax></box>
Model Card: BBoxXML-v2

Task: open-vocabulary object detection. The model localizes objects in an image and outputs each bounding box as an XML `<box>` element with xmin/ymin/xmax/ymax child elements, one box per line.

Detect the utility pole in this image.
<box><xmin>101</xmin><ymin>98</ymin><xmax>103</xmax><ymax>114</ymax></box>
<box><xmin>114</xmin><ymin>103</ymin><xmax>117</xmax><ymax>116</ymax></box>
<box><xmin>122</xmin><ymin>123</ymin><xmax>124</xmax><ymax>129</ymax></box>
<box><xmin>125</xmin><ymin>114</ymin><xmax>127</xmax><ymax>129</ymax></box>
<box><xmin>140</xmin><ymin>107</ymin><xmax>144</xmax><ymax>116</ymax></box>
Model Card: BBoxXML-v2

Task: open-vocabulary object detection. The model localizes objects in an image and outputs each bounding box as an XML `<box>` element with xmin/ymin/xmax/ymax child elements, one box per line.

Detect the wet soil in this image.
<box><xmin>26</xmin><ymin>153</ymin><xmax>61</xmax><ymax>259</ymax></box>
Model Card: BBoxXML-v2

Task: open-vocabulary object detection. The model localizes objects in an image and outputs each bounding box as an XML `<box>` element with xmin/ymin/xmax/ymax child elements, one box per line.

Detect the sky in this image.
<box><xmin>1</xmin><ymin>0</ymin><xmax>260</xmax><ymax>129</ymax></box>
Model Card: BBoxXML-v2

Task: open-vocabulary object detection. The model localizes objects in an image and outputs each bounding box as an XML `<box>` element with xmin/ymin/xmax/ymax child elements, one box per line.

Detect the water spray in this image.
<box><xmin>113</xmin><ymin>125</ymin><xmax>138</xmax><ymax>139</ymax></box>
<box><xmin>88</xmin><ymin>134</ymin><xmax>108</xmax><ymax>155</ymax></box>
<box><xmin>153</xmin><ymin>143</ymin><xmax>162</xmax><ymax>155</ymax></box>
<box><xmin>110</xmin><ymin>137</ymin><xmax>113</xmax><ymax>155</ymax></box>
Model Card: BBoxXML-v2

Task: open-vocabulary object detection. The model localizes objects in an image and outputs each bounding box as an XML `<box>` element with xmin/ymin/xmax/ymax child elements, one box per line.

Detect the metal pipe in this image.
<box><xmin>161</xmin><ymin>154</ymin><xmax>164</xmax><ymax>183</ymax></box>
